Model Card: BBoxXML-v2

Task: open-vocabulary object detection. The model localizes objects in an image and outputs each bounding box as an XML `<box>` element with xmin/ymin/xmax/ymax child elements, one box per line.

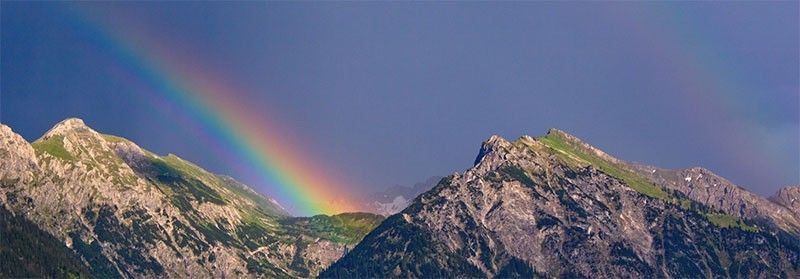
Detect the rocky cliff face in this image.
<box><xmin>322</xmin><ymin>130</ymin><xmax>800</xmax><ymax>278</ymax></box>
<box><xmin>772</xmin><ymin>186</ymin><xmax>800</xmax><ymax>217</ymax></box>
<box><xmin>0</xmin><ymin>118</ymin><xmax>383</xmax><ymax>278</ymax></box>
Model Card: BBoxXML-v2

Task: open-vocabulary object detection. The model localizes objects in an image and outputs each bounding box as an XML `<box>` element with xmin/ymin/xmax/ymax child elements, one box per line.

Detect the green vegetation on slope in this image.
<box><xmin>100</xmin><ymin>134</ymin><xmax>128</xmax><ymax>143</ymax></box>
<box><xmin>218</xmin><ymin>177</ymin><xmax>288</xmax><ymax>217</ymax></box>
<box><xmin>706</xmin><ymin>213</ymin><xmax>759</xmax><ymax>232</ymax></box>
<box><xmin>146</xmin><ymin>156</ymin><xmax>227</xmax><ymax>206</ymax></box>
<box><xmin>32</xmin><ymin>135</ymin><xmax>74</xmax><ymax>161</ymax></box>
<box><xmin>536</xmin><ymin>130</ymin><xmax>758</xmax><ymax>232</ymax></box>
<box><xmin>163</xmin><ymin>154</ymin><xmax>288</xmax><ymax>217</ymax></box>
<box><xmin>232</xmin><ymin>212</ymin><xmax>384</xmax><ymax>277</ymax></box>
<box><xmin>538</xmin><ymin>132</ymin><xmax>668</xmax><ymax>200</ymax></box>
<box><xmin>147</xmin><ymin>155</ymin><xmax>285</xmax><ymax>223</ymax></box>
<box><xmin>282</xmin><ymin>213</ymin><xmax>386</xmax><ymax>245</ymax></box>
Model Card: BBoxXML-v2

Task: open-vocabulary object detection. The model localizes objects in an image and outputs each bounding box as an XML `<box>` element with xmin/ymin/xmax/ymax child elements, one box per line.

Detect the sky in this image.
<box><xmin>2</xmin><ymin>2</ymin><xmax>798</xmax><ymax>215</ymax></box>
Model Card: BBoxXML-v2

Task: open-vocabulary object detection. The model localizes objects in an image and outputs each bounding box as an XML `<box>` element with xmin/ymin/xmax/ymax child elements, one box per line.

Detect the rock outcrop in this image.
<box><xmin>772</xmin><ymin>186</ymin><xmax>800</xmax><ymax>217</ymax></box>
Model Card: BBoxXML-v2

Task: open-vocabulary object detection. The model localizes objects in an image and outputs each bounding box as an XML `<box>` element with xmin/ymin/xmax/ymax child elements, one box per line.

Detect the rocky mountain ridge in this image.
<box><xmin>323</xmin><ymin>129</ymin><xmax>800</xmax><ymax>278</ymax></box>
<box><xmin>0</xmin><ymin>118</ymin><xmax>383</xmax><ymax>278</ymax></box>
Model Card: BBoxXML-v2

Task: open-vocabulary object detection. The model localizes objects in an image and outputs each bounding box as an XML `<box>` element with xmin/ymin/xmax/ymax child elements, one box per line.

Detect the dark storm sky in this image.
<box><xmin>2</xmin><ymin>2</ymin><xmax>798</xmax><ymax>203</ymax></box>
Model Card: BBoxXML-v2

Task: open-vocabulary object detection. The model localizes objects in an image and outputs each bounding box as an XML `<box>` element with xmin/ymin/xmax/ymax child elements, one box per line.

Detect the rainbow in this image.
<box><xmin>63</xmin><ymin>6</ymin><xmax>359</xmax><ymax>216</ymax></box>
<box><xmin>617</xmin><ymin>5</ymin><xmax>792</xmax><ymax>189</ymax></box>
<box><xmin>55</xmin><ymin>3</ymin><xmax>794</xmax><ymax>211</ymax></box>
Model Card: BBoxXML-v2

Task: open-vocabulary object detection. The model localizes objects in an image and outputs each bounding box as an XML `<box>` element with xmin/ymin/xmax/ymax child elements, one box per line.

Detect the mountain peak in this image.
<box><xmin>59</xmin><ymin>117</ymin><xmax>86</xmax><ymax>126</ymax></box>
<box><xmin>40</xmin><ymin>117</ymin><xmax>96</xmax><ymax>140</ymax></box>
<box><xmin>474</xmin><ymin>135</ymin><xmax>511</xmax><ymax>165</ymax></box>
<box><xmin>485</xmin><ymin>135</ymin><xmax>510</xmax><ymax>146</ymax></box>
<box><xmin>545</xmin><ymin>128</ymin><xmax>583</xmax><ymax>144</ymax></box>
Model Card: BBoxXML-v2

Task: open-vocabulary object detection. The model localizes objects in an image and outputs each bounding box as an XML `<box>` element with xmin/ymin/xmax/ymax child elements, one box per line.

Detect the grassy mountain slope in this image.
<box><xmin>0</xmin><ymin>118</ymin><xmax>384</xmax><ymax>278</ymax></box>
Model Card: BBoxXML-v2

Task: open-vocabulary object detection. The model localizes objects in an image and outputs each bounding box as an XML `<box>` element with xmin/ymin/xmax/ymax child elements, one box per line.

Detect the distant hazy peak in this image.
<box><xmin>39</xmin><ymin>117</ymin><xmax>97</xmax><ymax>140</ymax></box>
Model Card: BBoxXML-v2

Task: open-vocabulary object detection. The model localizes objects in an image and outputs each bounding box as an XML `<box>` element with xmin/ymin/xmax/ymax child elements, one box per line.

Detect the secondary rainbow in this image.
<box><xmin>620</xmin><ymin>5</ymin><xmax>790</xmax><ymax>187</ymax></box>
<box><xmin>65</xmin><ymin>7</ymin><xmax>359</xmax><ymax>216</ymax></box>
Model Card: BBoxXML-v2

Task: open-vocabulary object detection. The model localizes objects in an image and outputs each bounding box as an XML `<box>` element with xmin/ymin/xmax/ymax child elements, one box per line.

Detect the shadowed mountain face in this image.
<box><xmin>0</xmin><ymin>205</ymin><xmax>93</xmax><ymax>278</ymax></box>
<box><xmin>323</xmin><ymin>130</ymin><xmax>800</xmax><ymax>278</ymax></box>
<box><xmin>0</xmin><ymin>118</ymin><xmax>383</xmax><ymax>278</ymax></box>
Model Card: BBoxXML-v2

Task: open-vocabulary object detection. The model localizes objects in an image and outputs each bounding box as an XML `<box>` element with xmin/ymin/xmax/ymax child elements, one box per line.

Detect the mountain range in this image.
<box><xmin>0</xmin><ymin>118</ymin><xmax>383</xmax><ymax>278</ymax></box>
<box><xmin>1</xmin><ymin>118</ymin><xmax>798</xmax><ymax>278</ymax></box>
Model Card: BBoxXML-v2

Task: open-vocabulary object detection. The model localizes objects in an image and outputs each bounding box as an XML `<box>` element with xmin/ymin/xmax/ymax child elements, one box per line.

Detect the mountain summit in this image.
<box><xmin>0</xmin><ymin>118</ymin><xmax>383</xmax><ymax>278</ymax></box>
<box><xmin>39</xmin><ymin>117</ymin><xmax>93</xmax><ymax>139</ymax></box>
<box><xmin>323</xmin><ymin>131</ymin><xmax>800</xmax><ymax>278</ymax></box>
